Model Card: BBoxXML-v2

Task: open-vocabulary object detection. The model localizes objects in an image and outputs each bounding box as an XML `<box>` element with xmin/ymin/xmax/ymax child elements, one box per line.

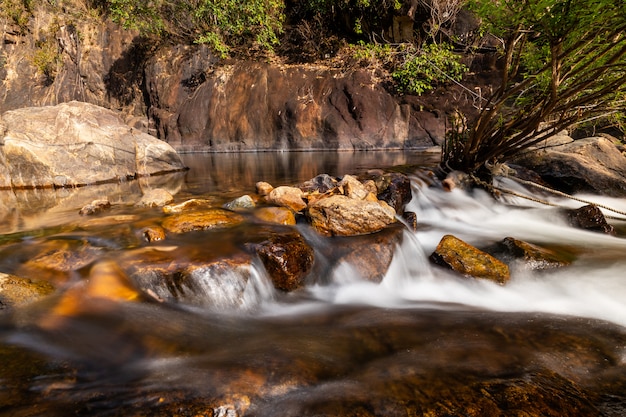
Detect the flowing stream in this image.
<box><xmin>1</xmin><ymin>151</ymin><xmax>625</xmax><ymax>416</ymax></box>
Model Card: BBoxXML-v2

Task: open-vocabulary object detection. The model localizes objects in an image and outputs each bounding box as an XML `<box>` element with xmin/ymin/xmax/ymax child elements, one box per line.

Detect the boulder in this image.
<box><xmin>374</xmin><ymin>172</ymin><xmax>413</xmax><ymax>213</ymax></box>
<box><xmin>0</xmin><ymin>101</ymin><xmax>185</xmax><ymax>188</ymax></box>
<box><xmin>512</xmin><ymin>136</ymin><xmax>626</xmax><ymax>197</ymax></box>
<box><xmin>307</xmin><ymin>194</ymin><xmax>396</xmax><ymax>236</ymax></box>
<box><xmin>251</xmin><ymin>231</ymin><xmax>315</xmax><ymax>291</ymax></box>
<box><xmin>266</xmin><ymin>186</ymin><xmax>307</xmax><ymax>212</ymax></box>
<box><xmin>430</xmin><ymin>234</ymin><xmax>510</xmax><ymax>284</ymax></box>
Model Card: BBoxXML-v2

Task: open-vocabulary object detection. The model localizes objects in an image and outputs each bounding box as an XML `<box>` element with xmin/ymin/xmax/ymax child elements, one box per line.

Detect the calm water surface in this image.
<box><xmin>0</xmin><ymin>151</ymin><xmax>625</xmax><ymax>416</ymax></box>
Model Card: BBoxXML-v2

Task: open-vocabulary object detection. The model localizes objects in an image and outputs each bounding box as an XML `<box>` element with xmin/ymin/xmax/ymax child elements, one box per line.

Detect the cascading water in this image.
<box><xmin>0</xmin><ymin>152</ymin><xmax>625</xmax><ymax>417</ymax></box>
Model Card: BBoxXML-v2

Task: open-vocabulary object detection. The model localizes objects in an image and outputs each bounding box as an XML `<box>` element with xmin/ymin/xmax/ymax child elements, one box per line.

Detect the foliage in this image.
<box><xmin>442</xmin><ymin>0</ymin><xmax>626</xmax><ymax>177</ymax></box>
<box><xmin>0</xmin><ymin>0</ymin><xmax>33</xmax><ymax>31</ymax></box>
<box><xmin>392</xmin><ymin>42</ymin><xmax>468</xmax><ymax>95</ymax></box>
<box><xmin>106</xmin><ymin>0</ymin><xmax>284</xmax><ymax>57</ymax></box>
<box><xmin>31</xmin><ymin>23</ymin><xmax>62</xmax><ymax>84</ymax></box>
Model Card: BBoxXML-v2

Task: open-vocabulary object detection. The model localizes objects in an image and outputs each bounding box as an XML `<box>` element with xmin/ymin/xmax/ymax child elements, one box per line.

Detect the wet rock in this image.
<box><xmin>496</xmin><ymin>237</ymin><xmax>572</xmax><ymax>270</ymax></box>
<box><xmin>0</xmin><ymin>102</ymin><xmax>185</xmax><ymax>188</ymax></box>
<box><xmin>323</xmin><ymin>224</ymin><xmax>404</xmax><ymax>283</ymax></box>
<box><xmin>139</xmin><ymin>226</ymin><xmax>167</xmax><ymax>242</ymax></box>
<box><xmin>512</xmin><ymin>136</ymin><xmax>626</xmax><ymax>197</ymax></box>
<box><xmin>78</xmin><ymin>199</ymin><xmax>111</xmax><ymax>215</ymax></box>
<box><xmin>252</xmin><ymin>207</ymin><xmax>297</xmax><ymax>225</ymax></box>
<box><xmin>162</xmin><ymin>209</ymin><xmax>244</xmax><ymax>233</ymax></box>
<box><xmin>0</xmin><ymin>273</ymin><xmax>55</xmax><ymax>309</ymax></box>
<box><xmin>402</xmin><ymin>211</ymin><xmax>418</xmax><ymax>231</ymax></box>
<box><xmin>136</xmin><ymin>188</ymin><xmax>174</xmax><ymax>207</ymax></box>
<box><xmin>307</xmin><ymin>195</ymin><xmax>396</xmax><ymax>236</ymax></box>
<box><xmin>163</xmin><ymin>198</ymin><xmax>215</xmax><ymax>214</ymax></box>
<box><xmin>566</xmin><ymin>205</ymin><xmax>615</xmax><ymax>235</ymax></box>
<box><xmin>266</xmin><ymin>186</ymin><xmax>307</xmax><ymax>212</ymax></box>
<box><xmin>430</xmin><ymin>234</ymin><xmax>510</xmax><ymax>284</ymax></box>
<box><xmin>252</xmin><ymin>231</ymin><xmax>314</xmax><ymax>291</ymax></box>
<box><xmin>375</xmin><ymin>172</ymin><xmax>413</xmax><ymax>213</ymax></box>
<box><xmin>224</xmin><ymin>195</ymin><xmax>256</xmax><ymax>211</ymax></box>
<box><xmin>299</xmin><ymin>174</ymin><xmax>338</xmax><ymax>193</ymax></box>
<box><xmin>255</xmin><ymin>181</ymin><xmax>274</xmax><ymax>196</ymax></box>
<box><xmin>442</xmin><ymin>170</ymin><xmax>472</xmax><ymax>192</ymax></box>
<box><xmin>338</xmin><ymin>174</ymin><xmax>373</xmax><ymax>201</ymax></box>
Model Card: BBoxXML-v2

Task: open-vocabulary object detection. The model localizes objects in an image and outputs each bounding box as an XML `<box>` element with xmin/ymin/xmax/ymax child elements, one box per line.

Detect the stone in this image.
<box><xmin>513</xmin><ymin>136</ymin><xmax>626</xmax><ymax>197</ymax></box>
<box><xmin>430</xmin><ymin>234</ymin><xmax>510</xmax><ymax>284</ymax></box>
<box><xmin>402</xmin><ymin>211</ymin><xmax>418</xmax><ymax>231</ymax></box>
<box><xmin>139</xmin><ymin>226</ymin><xmax>167</xmax><ymax>242</ymax></box>
<box><xmin>252</xmin><ymin>231</ymin><xmax>315</xmax><ymax>291</ymax></box>
<box><xmin>78</xmin><ymin>198</ymin><xmax>111</xmax><ymax>215</ymax></box>
<box><xmin>0</xmin><ymin>273</ymin><xmax>55</xmax><ymax>309</ymax></box>
<box><xmin>307</xmin><ymin>194</ymin><xmax>396</xmax><ymax>236</ymax></box>
<box><xmin>162</xmin><ymin>209</ymin><xmax>244</xmax><ymax>233</ymax></box>
<box><xmin>266</xmin><ymin>186</ymin><xmax>307</xmax><ymax>212</ymax></box>
<box><xmin>338</xmin><ymin>174</ymin><xmax>370</xmax><ymax>200</ymax></box>
<box><xmin>565</xmin><ymin>204</ymin><xmax>616</xmax><ymax>235</ymax></box>
<box><xmin>255</xmin><ymin>181</ymin><xmax>274</xmax><ymax>196</ymax></box>
<box><xmin>496</xmin><ymin>237</ymin><xmax>572</xmax><ymax>270</ymax></box>
<box><xmin>252</xmin><ymin>207</ymin><xmax>297</xmax><ymax>225</ymax></box>
<box><xmin>0</xmin><ymin>101</ymin><xmax>185</xmax><ymax>188</ymax></box>
<box><xmin>163</xmin><ymin>198</ymin><xmax>215</xmax><ymax>214</ymax></box>
<box><xmin>136</xmin><ymin>188</ymin><xmax>174</xmax><ymax>207</ymax></box>
<box><xmin>299</xmin><ymin>174</ymin><xmax>338</xmax><ymax>193</ymax></box>
<box><xmin>223</xmin><ymin>195</ymin><xmax>256</xmax><ymax>211</ymax></box>
<box><xmin>375</xmin><ymin>172</ymin><xmax>413</xmax><ymax>213</ymax></box>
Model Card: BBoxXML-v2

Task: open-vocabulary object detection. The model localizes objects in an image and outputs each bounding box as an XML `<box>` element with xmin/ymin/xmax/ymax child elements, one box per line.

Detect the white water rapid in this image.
<box><xmin>277</xmin><ymin>175</ymin><xmax>626</xmax><ymax>328</ymax></box>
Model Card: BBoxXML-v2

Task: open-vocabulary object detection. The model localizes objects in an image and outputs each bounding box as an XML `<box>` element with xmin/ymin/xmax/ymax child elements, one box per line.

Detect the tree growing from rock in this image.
<box><xmin>441</xmin><ymin>0</ymin><xmax>626</xmax><ymax>180</ymax></box>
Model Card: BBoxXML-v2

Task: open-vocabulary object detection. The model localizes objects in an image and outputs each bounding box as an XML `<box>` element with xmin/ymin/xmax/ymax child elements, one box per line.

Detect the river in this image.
<box><xmin>1</xmin><ymin>151</ymin><xmax>625</xmax><ymax>416</ymax></box>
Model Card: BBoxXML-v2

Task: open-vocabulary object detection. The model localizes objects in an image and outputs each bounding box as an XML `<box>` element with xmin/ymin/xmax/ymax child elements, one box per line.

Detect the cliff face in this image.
<box><xmin>0</xmin><ymin>4</ymin><xmax>445</xmax><ymax>151</ymax></box>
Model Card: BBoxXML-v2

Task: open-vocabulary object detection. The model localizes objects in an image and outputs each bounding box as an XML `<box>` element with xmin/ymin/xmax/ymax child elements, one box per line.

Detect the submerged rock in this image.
<box><xmin>252</xmin><ymin>207</ymin><xmax>297</xmax><ymax>225</ymax></box>
<box><xmin>136</xmin><ymin>188</ymin><xmax>174</xmax><ymax>208</ymax></box>
<box><xmin>0</xmin><ymin>101</ymin><xmax>186</xmax><ymax>188</ymax></box>
<box><xmin>496</xmin><ymin>237</ymin><xmax>572</xmax><ymax>270</ymax></box>
<box><xmin>430</xmin><ymin>234</ymin><xmax>510</xmax><ymax>284</ymax></box>
<box><xmin>78</xmin><ymin>199</ymin><xmax>111</xmax><ymax>215</ymax></box>
<box><xmin>162</xmin><ymin>209</ymin><xmax>244</xmax><ymax>233</ymax></box>
<box><xmin>0</xmin><ymin>273</ymin><xmax>55</xmax><ymax>309</ymax></box>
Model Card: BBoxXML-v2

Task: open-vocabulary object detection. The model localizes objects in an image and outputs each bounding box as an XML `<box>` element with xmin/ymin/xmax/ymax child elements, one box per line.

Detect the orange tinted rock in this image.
<box><xmin>162</xmin><ymin>209</ymin><xmax>244</xmax><ymax>233</ymax></box>
<box><xmin>253</xmin><ymin>207</ymin><xmax>297</xmax><ymax>225</ymax></box>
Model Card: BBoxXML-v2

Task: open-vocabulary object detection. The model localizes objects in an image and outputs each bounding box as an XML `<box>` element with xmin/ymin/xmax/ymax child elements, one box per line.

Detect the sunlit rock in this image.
<box><xmin>255</xmin><ymin>181</ymin><xmax>274</xmax><ymax>196</ymax></box>
<box><xmin>513</xmin><ymin>136</ymin><xmax>626</xmax><ymax>197</ymax></box>
<box><xmin>266</xmin><ymin>186</ymin><xmax>307</xmax><ymax>212</ymax></box>
<box><xmin>251</xmin><ymin>231</ymin><xmax>314</xmax><ymax>291</ymax></box>
<box><xmin>0</xmin><ymin>101</ymin><xmax>185</xmax><ymax>188</ymax></box>
<box><xmin>252</xmin><ymin>207</ymin><xmax>296</xmax><ymax>225</ymax></box>
<box><xmin>162</xmin><ymin>198</ymin><xmax>215</xmax><ymax>214</ymax></box>
<box><xmin>565</xmin><ymin>204</ymin><xmax>615</xmax><ymax>235</ymax></box>
<box><xmin>162</xmin><ymin>209</ymin><xmax>244</xmax><ymax>233</ymax></box>
<box><xmin>496</xmin><ymin>237</ymin><xmax>572</xmax><ymax>270</ymax></box>
<box><xmin>430</xmin><ymin>234</ymin><xmax>510</xmax><ymax>284</ymax></box>
<box><xmin>138</xmin><ymin>225</ymin><xmax>167</xmax><ymax>243</ymax></box>
<box><xmin>136</xmin><ymin>188</ymin><xmax>174</xmax><ymax>208</ymax></box>
<box><xmin>307</xmin><ymin>195</ymin><xmax>396</xmax><ymax>236</ymax></box>
<box><xmin>338</xmin><ymin>174</ymin><xmax>371</xmax><ymax>200</ymax></box>
<box><xmin>0</xmin><ymin>272</ymin><xmax>55</xmax><ymax>309</ymax></box>
<box><xmin>78</xmin><ymin>198</ymin><xmax>111</xmax><ymax>215</ymax></box>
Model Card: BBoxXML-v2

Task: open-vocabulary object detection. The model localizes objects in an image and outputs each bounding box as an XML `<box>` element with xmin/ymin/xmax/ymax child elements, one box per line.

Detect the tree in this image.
<box><xmin>441</xmin><ymin>0</ymin><xmax>626</xmax><ymax>179</ymax></box>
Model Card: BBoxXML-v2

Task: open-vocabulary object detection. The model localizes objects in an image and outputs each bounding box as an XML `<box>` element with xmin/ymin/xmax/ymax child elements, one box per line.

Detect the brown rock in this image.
<box><xmin>163</xmin><ymin>198</ymin><xmax>215</xmax><ymax>214</ymax></box>
<box><xmin>162</xmin><ymin>209</ymin><xmax>244</xmax><ymax>233</ymax></box>
<box><xmin>307</xmin><ymin>194</ymin><xmax>396</xmax><ymax>236</ymax></box>
<box><xmin>255</xmin><ymin>181</ymin><xmax>274</xmax><ymax>196</ymax></box>
<box><xmin>253</xmin><ymin>207</ymin><xmax>297</xmax><ymax>225</ymax></box>
<box><xmin>375</xmin><ymin>172</ymin><xmax>413</xmax><ymax>212</ymax></box>
<box><xmin>338</xmin><ymin>174</ymin><xmax>370</xmax><ymax>200</ymax></box>
<box><xmin>139</xmin><ymin>226</ymin><xmax>167</xmax><ymax>242</ymax></box>
<box><xmin>499</xmin><ymin>237</ymin><xmax>572</xmax><ymax>270</ymax></box>
<box><xmin>0</xmin><ymin>273</ymin><xmax>55</xmax><ymax>309</ymax></box>
<box><xmin>430</xmin><ymin>234</ymin><xmax>510</xmax><ymax>284</ymax></box>
<box><xmin>79</xmin><ymin>198</ymin><xmax>111</xmax><ymax>215</ymax></box>
<box><xmin>253</xmin><ymin>231</ymin><xmax>314</xmax><ymax>291</ymax></box>
<box><xmin>566</xmin><ymin>204</ymin><xmax>615</xmax><ymax>235</ymax></box>
<box><xmin>266</xmin><ymin>186</ymin><xmax>307</xmax><ymax>212</ymax></box>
